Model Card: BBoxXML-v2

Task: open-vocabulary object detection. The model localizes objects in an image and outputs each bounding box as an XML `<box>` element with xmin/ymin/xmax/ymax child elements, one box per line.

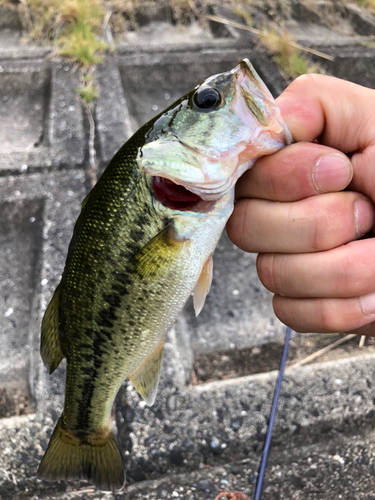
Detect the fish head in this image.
<box><xmin>138</xmin><ymin>58</ymin><xmax>292</xmax><ymax>203</ymax></box>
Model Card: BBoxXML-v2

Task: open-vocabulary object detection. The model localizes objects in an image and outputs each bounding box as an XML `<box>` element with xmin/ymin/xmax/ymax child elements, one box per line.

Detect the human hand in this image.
<box><xmin>227</xmin><ymin>74</ymin><xmax>375</xmax><ymax>335</ymax></box>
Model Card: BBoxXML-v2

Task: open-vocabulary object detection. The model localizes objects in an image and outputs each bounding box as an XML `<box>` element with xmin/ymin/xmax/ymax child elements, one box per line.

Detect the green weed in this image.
<box><xmin>58</xmin><ymin>21</ymin><xmax>107</xmax><ymax>67</ymax></box>
<box><xmin>77</xmin><ymin>82</ymin><xmax>99</xmax><ymax>105</ymax></box>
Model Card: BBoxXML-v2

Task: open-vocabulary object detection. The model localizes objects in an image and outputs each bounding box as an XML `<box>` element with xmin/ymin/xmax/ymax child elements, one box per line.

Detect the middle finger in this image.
<box><xmin>227</xmin><ymin>192</ymin><xmax>374</xmax><ymax>253</ymax></box>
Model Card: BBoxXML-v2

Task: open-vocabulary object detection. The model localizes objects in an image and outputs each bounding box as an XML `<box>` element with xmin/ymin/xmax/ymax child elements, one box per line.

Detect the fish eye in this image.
<box><xmin>193</xmin><ymin>87</ymin><xmax>222</xmax><ymax>111</ymax></box>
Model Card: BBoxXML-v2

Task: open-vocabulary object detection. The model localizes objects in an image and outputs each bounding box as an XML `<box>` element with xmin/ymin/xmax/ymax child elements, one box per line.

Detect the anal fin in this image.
<box><xmin>193</xmin><ymin>254</ymin><xmax>213</xmax><ymax>316</ymax></box>
<box><xmin>41</xmin><ymin>284</ymin><xmax>64</xmax><ymax>374</ymax></box>
<box><xmin>128</xmin><ymin>337</ymin><xmax>166</xmax><ymax>406</ymax></box>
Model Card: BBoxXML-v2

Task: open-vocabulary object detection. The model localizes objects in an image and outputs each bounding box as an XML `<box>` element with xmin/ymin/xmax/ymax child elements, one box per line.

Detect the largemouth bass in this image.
<box><xmin>38</xmin><ymin>59</ymin><xmax>292</xmax><ymax>490</ymax></box>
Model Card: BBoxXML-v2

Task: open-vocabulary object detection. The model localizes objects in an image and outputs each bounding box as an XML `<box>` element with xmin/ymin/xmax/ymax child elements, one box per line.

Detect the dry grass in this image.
<box><xmin>260</xmin><ymin>27</ymin><xmax>320</xmax><ymax>79</ymax></box>
<box><xmin>107</xmin><ymin>0</ymin><xmax>195</xmax><ymax>35</ymax></box>
<box><xmin>356</xmin><ymin>0</ymin><xmax>375</xmax><ymax>14</ymax></box>
<box><xmin>4</xmin><ymin>0</ymin><xmax>325</xmax><ymax>99</ymax></box>
<box><xmin>19</xmin><ymin>0</ymin><xmax>107</xmax><ymax>56</ymax></box>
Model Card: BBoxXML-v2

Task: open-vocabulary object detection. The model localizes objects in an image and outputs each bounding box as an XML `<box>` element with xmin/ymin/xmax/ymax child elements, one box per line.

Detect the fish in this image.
<box><xmin>37</xmin><ymin>59</ymin><xmax>292</xmax><ymax>491</ymax></box>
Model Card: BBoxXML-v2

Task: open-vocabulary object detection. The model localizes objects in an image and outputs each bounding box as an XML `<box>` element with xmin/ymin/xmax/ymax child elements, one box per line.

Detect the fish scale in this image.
<box><xmin>62</xmin><ymin>137</ymin><xmax>164</xmax><ymax>431</ymax></box>
<box><xmin>37</xmin><ymin>59</ymin><xmax>292</xmax><ymax>491</ymax></box>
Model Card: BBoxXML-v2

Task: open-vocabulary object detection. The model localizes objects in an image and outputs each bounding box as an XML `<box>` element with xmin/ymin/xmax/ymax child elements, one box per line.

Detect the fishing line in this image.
<box><xmin>252</xmin><ymin>326</ymin><xmax>292</xmax><ymax>500</ymax></box>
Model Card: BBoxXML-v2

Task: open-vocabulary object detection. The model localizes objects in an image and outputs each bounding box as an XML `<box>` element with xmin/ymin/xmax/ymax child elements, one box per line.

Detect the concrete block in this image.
<box><xmin>95</xmin><ymin>57</ymin><xmax>133</xmax><ymax>170</ymax></box>
<box><xmin>0</xmin><ymin>61</ymin><xmax>85</xmax><ymax>174</ymax></box>
<box><xmin>0</xmin><ymin>170</ymin><xmax>87</xmax><ymax>417</ymax></box>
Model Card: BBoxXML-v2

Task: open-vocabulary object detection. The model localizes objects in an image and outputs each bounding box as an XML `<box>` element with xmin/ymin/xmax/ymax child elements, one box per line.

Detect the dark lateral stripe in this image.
<box><xmin>77</xmin><ymin>208</ymin><xmax>156</xmax><ymax>429</ymax></box>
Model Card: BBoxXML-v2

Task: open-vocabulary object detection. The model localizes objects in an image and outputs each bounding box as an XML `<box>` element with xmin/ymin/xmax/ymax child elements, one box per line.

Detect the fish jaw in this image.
<box><xmin>228</xmin><ymin>59</ymin><xmax>293</xmax><ymax>180</ymax></box>
<box><xmin>137</xmin><ymin>58</ymin><xmax>292</xmax><ymax>202</ymax></box>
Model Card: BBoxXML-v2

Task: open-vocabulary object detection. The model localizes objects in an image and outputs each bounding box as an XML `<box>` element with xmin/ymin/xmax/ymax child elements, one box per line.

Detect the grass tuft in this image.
<box><xmin>18</xmin><ymin>0</ymin><xmax>63</xmax><ymax>42</ymax></box>
<box><xmin>233</xmin><ymin>6</ymin><xmax>252</xmax><ymax>27</ymax></box>
<box><xmin>15</xmin><ymin>0</ymin><xmax>108</xmax><ymax>104</ymax></box>
<box><xmin>77</xmin><ymin>69</ymin><xmax>100</xmax><ymax>106</ymax></box>
<box><xmin>58</xmin><ymin>21</ymin><xmax>107</xmax><ymax>67</ymax></box>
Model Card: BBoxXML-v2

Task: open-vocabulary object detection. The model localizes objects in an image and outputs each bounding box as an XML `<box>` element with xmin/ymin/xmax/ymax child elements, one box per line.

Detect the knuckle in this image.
<box><xmin>272</xmin><ymin>294</ymin><xmax>285</xmax><ymax>321</ymax></box>
<box><xmin>319</xmin><ymin>300</ymin><xmax>343</xmax><ymax>332</ymax></box>
<box><xmin>257</xmin><ymin>254</ymin><xmax>277</xmax><ymax>292</ymax></box>
<box><xmin>310</xmin><ymin>214</ymin><xmax>320</xmax><ymax>251</ymax></box>
<box><xmin>272</xmin><ymin>295</ymin><xmax>301</xmax><ymax>331</ymax></box>
<box><xmin>336</xmin><ymin>251</ymin><xmax>357</xmax><ymax>295</ymax></box>
<box><xmin>314</xmin><ymin>204</ymin><xmax>339</xmax><ymax>250</ymax></box>
<box><xmin>227</xmin><ymin>201</ymin><xmax>247</xmax><ymax>250</ymax></box>
<box><xmin>258</xmin><ymin>254</ymin><xmax>299</xmax><ymax>297</ymax></box>
<box><xmin>308</xmin><ymin>194</ymin><xmax>352</xmax><ymax>251</ymax></box>
<box><xmin>237</xmin><ymin>200</ymin><xmax>251</xmax><ymax>251</ymax></box>
<box><xmin>267</xmin><ymin>168</ymin><xmax>278</xmax><ymax>198</ymax></box>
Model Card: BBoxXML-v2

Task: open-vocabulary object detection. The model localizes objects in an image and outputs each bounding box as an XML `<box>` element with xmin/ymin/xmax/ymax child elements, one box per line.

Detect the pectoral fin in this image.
<box><xmin>40</xmin><ymin>284</ymin><xmax>64</xmax><ymax>374</ymax></box>
<box><xmin>128</xmin><ymin>337</ymin><xmax>166</xmax><ymax>406</ymax></box>
<box><xmin>135</xmin><ymin>225</ymin><xmax>187</xmax><ymax>279</ymax></box>
<box><xmin>193</xmin><ymin>254</ymin><xmax>213</xmax><ymax>316</ymax></box>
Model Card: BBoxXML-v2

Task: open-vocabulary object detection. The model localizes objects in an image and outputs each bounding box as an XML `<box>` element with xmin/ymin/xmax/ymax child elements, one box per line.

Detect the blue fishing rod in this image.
<box><xmin>252</xmin><ymin>326</ymin><xmax>292</xmax><ymax>500</ymax></box>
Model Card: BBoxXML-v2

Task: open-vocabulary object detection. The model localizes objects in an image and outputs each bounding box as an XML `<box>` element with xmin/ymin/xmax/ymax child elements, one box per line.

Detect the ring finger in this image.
<box><xmin>257</xmin><ymin>239</ymin><xmax>375</xmax><ymax>298</ymax></box>
<box><xmin>273</xmin><ymin>293</ymin><xmax>375</xmax><ymax>334</ymax></box>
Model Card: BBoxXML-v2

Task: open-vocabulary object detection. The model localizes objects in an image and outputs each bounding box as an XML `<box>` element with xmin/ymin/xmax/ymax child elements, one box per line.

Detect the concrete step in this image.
<box><xmin>1</xmin><ymin>2</ymin><xmax>375</xmax><ymax>499</ymax></box>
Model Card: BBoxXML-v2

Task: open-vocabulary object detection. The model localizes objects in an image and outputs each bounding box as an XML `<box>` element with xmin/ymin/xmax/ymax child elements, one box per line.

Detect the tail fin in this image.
<box><xmin>37</xmin><ymin>417</ymin><xmax>124</xmax><ymax>491</ymax></box>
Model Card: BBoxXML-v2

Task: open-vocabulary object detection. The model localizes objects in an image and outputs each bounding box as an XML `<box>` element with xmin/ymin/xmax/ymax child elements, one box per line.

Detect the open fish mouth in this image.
<box><xmin>152</xmin><ymin>176</ymin><xmax>202</xmax><ymax>211</ymax></box>
<box><xmin>152</xmin><ymin>170</ymin><xmax>238</xmax><ymax>206</ymax></box>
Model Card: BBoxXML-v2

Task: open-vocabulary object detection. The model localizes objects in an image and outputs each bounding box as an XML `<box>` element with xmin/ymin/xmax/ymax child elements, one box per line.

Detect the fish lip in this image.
<box><xmin>160</xmin><ymin>139</ymin><xmax>240</xmax><ymax>201</ymax></box>
<box><xmin>177</xmin><ymin>138</ymin><xmax>200</xmax><ymax>155</ymax></box>
<box><xmin>173</xmin><ymin>142</ymin><xmax>250</xmax><ymax>202</ymax></box>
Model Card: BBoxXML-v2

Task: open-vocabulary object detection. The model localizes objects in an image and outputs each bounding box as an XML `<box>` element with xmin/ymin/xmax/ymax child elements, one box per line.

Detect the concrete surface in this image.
<box><xmin>1</xmin><ymin>2</ymin><xmax>375</xmax><ymax>499</ymax></box>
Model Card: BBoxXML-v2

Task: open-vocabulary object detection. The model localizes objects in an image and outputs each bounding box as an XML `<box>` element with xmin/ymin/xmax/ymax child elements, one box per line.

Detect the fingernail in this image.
<box><xmin>354</xmin><ymin>198</ymin><xmax>375</xmax><ymax>237</ymax></box>
<box><xmin>313</xmin><ymin>153</ymin><xmax>353</xmax><ymax>193</ymax></box>
<box><xmin>360</xmin><ymin>293</ymin><xmax>375</xmax><ymax>316</ymax></box>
